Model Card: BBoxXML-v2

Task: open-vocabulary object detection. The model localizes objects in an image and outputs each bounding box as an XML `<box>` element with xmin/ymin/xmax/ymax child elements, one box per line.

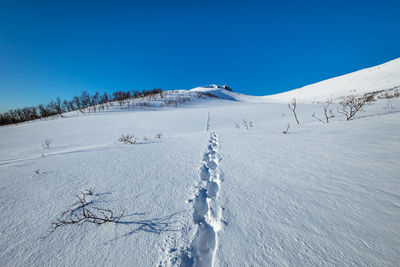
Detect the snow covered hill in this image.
<box><xmin>189</xmin><ymin>58</ymin><xmax>400</xmax><ymax>104</ymax></box>
<box><xmin>1</xmin><ymin>60</ymin><xmax>400</xmax><ymax>266</ymax></box>
<box><xmin>263</xmin><ymin>58</ymin><xmax>400</xmax><ymax>103</ymax></box>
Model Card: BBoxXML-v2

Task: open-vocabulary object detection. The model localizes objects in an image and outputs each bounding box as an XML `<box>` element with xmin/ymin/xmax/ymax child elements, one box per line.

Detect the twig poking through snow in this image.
<box><xmin>282</xmin><ymin>124</ymin><xmax>290</xmax><ymax>134</ymax></box>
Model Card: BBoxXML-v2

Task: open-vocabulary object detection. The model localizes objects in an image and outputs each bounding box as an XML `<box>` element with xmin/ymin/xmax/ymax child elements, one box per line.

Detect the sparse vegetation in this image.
<box><xmin>242</xmin><ymin>119</ymin><xmax>249</xmax><ymax>130</ymax></box>
<box><xmin>234</xmin><ymin>120</ymin><xmax>253</xmax><ymax>129</ymax></box>
<box><xmin>43</xmin><ymin>189</ymin><xmax>124</xmax><ymax>238</ymax></box>
<box><xmin>312</xmin><ymin>100</ymin><xmax>335</xmax><ymax>124</ymax></box>
<box><xmin>376</xmin><ymin>86</ymin><xmax>400</xmax><ymax>100</ymax></box>
<box><xmin>322</xmin><ymin>101</ymin><xmax>335</xmax><ymax>123</ymax></box>
<box><xmin>119</xmin><ymin>134</ymin><xmax>136</xmax><ymax>144</ymax></box>
<box><xmin>0</xmin><ymin>89</ymin><xmax>163</xmax><ymax>126</ymax></box>
<box><xmin>282</xmin><ymin>123</ymin><xmax>290</xmax><ymax>134</ymax></box>
<box><xmin>42</xmin><ymin>139</ymin><xmax>52</xmax><ymax>149</ymax></box>
<box><xmin>32</xmin><ymin>169</ymin><xmax>41</xmax><ymax>177</ymax></box>
<box><xmin>288</xmin><ymin>98</ymin><xmax>300</xmax><ymax>124</ymax></box>
<box><xmin>0</xmin><ymin>89</ymin><xmax>225</xmax><ymax>126</ymax></box>
<box><xmin>337</xmin><ymin>94</ymin><xmax>375</xmax><ymax>121</ymax></box>
<box><xmin>384</xmin><ymin>100</ymin><xmax>394</xmax><ymax>111</ymax></box>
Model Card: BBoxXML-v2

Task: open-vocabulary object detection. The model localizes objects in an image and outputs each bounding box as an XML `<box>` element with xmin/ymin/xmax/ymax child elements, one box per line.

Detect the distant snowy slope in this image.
<box><xmin>189</xmin><ymin>58</ymin><xmax>400</xmax><ymax>104</ymax></box>
<box><xmin>263</xmin><ymin>58</ymin><xmax>400</xmax><ymax>103</ymax></box>
<box><xmin>190</xmin><ymin>85</ymin><xmax>261</xmax><ymax>102</ymax></box>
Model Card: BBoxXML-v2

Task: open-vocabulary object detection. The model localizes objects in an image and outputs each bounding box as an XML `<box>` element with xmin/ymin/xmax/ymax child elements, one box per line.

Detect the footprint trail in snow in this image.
<box><xmin>159</xmin><ymin>113</ymin><xmax>223</xmax><ymax>267</ymax></box>
<box><xmin>190</xmin><ymin>117</ymin><xmax>223</xmax><ymax>267</ymax></box>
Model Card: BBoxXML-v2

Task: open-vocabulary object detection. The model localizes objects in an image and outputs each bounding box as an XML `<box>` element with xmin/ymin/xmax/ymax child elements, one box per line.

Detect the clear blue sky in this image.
<box><xmin>0</xmin><ymin>0</ymin><xmax>399</xmax><ymax>112</ymax></box>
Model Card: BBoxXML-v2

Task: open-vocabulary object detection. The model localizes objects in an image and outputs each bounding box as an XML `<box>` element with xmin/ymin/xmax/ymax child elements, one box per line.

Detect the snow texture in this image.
<box><xmin>1</xmin><ymin>58</ymin><xmax>400</xmax><ymax>266</ymax></box>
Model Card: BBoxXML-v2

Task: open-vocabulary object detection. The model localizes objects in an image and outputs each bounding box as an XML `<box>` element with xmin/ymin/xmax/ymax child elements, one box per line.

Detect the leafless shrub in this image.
<box><xmin>82</xmin><ymin>187</ymin><xmax>93</xmax><ymax>196</ymax></box>
<box><xmin>202</xmin><ymin>92</ymin><xmax>218</xmax><ymax>98</ymax></box>
<box><xmin>142</xmin><ymin>136</ymin><xmax>148</xmax><ymax>141</ymax></box>
<box><xmin>234</xmin><ymin>122</ymin><xmax>240</xmax><ymax>129</ymax></box>
<box><xmin>42</xmin><ymin>139</ymin><xmax>52</xmax><ymax>149</ymax></box>
<box><xmin>242</xmin><ymin>119</ymin><xmax>249</xmax><ymax>130</ymax></box>
<box><xmin>312</xmin><ymin>101</ymin><xmax>335</xmax><ymax>124</ymax></box>
<box><xmin>155</xmin><ymin>133</ymin><xmax>162</xmax><ymax>139</ymax></box>
<box><xmin>312</xmin><ymin>113</ymin><xmax>325</xmax><ymax>124</ymax></box>
<box><xmin>43</xmin><ymin>189</ymin><xmax>124</xmax><ymax>238</ymax></box>
<box><xmin>282</xmin><ymin>123</ymin><xmax>290</xmax><ymax>134</ymax></box>
<box><xmin>337</xmin><ymin>94</ymin><xmax>375</xmax><ymax>121</ymax></box>
<box><xmin>288</xmin><ymin>98</ymin><xmax>299</xmax><ymax>124</ymax></box>
<box><xmin>32</xmin><ymin>169</ymin><xmax>41</xmax><ymax>177</ymax></box>
<box><xmin>119</xmin><ymin>134</ymin><xmax>136</xmax><ymax>144</ymax></box>
<box><xmin>99</xmin><ymin>103</ymin><xmax>105</xmax><ymax>111</ymax></box>
<box><xmin>322</xmin><ymin>101</ymin><xmax>335</xmax><ymax>123</ymax></box>
<box><xmin>376</xmin><ymin>87</ymin><xmax>400</xmax><ymax>99</ymax></box>
<box><xmin>384</xmin><ymin>100</ymin><xmax>394</xmax><ymax>111</ymax></box>
<box><xmin>249</xmin><ymin>121</ymin><xmax>253</xmax><ymax>127</ymax></box>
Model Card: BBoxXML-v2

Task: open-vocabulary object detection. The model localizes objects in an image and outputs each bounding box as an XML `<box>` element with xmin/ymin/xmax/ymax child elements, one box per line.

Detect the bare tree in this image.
<box><xmin>282</xmin><ymin>124</ymin><xmax>290</xmax><ymax>134</ymax></box>
<box><xmin>337</xmin><ymin>94</ymin><xmax>375</xmax><ymax>121</ymax></box>
<box><xmin>288</xmin><ymin>98</ymin><xmax>299</xmax><ymax>124</ymax></box>
<box><xmin>54</xmin><ymin>97</ymin><xmax>65</xmax><ymax>116</ymax></box>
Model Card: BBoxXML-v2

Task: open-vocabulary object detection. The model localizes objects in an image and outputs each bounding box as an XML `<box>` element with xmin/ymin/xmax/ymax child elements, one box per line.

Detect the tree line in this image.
<box><xmin>0</xmin><ymin>88</ymin><xmax>162</xmax><ymax>126</ymax></box>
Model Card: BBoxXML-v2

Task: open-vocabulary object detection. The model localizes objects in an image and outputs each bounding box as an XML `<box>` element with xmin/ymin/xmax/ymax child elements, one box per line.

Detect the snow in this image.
<box><xmin>191</xmin><ymin>58</ymin><xmax>400</xmax><ymax>104</ymax></box>
<box><xmin>1</xmin><ymin>59</ymin><xmax>400</xmax><ymax>266</ymax></box>
<box><xmin>263</xmin><ymin>58</ymin><xmax>400</xmax><ymax>103</ymax></box>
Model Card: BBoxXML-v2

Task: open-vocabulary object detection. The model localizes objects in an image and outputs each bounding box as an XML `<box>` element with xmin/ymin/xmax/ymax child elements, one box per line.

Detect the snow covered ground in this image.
<box><xmin>1</xmin><ymin>60</ymin><xmax>400</xmax><ymax>266</ymax></box>
<box><xmin>263</xmin><ymin>58</ymin><xmax>400</xmax><ymax>103</ymax></box>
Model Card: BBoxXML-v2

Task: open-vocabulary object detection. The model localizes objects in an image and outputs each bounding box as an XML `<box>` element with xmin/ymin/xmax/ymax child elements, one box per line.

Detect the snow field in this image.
<box><xmin>1</xmin><ymin>57</ymin><xmax>400</xmax><ymax>266</ymax></box>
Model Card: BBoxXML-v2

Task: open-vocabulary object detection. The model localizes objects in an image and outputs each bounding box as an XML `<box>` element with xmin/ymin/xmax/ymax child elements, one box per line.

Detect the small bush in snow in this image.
<box><xmin>119</xmin><ymin>134</ymin><xmax>136</xmax><ymax>144</ymax></box>
<box><xmin>235</xmin><ymin>120</ymin><xmax>252</xmax><ymax>129</ymax></box>
<box><xmin>43</xmin><ymin>188</ymin><xmax>124</xmax><ymax>238</ymax></box>
<box><xmin>384</xmin><ymin>100</ymin><xmax>394</xmax><ymax>111</ymax></box>
<box><xmin>242</xmin><ymin>119</ymin><xmax>249</xmax><ymax>130</ymax></box>
<box><xmin>337</xmin><ymin>94</ymin><xmax>375</xmax><ymax>121</ymax></box>
<box><xmin>312</xmin><ymin>101</ymin><xmax>335</xmax><ymax>124</ymax></box>
<box><xmin>155</xmin><ymin>133</ymin><xmax>162</xmax><ymax>139</ymax></box>
<box><xmin>42</xmin><ymin>139</ymin><xmax>52</xmax><ymax>149</ymax></box>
